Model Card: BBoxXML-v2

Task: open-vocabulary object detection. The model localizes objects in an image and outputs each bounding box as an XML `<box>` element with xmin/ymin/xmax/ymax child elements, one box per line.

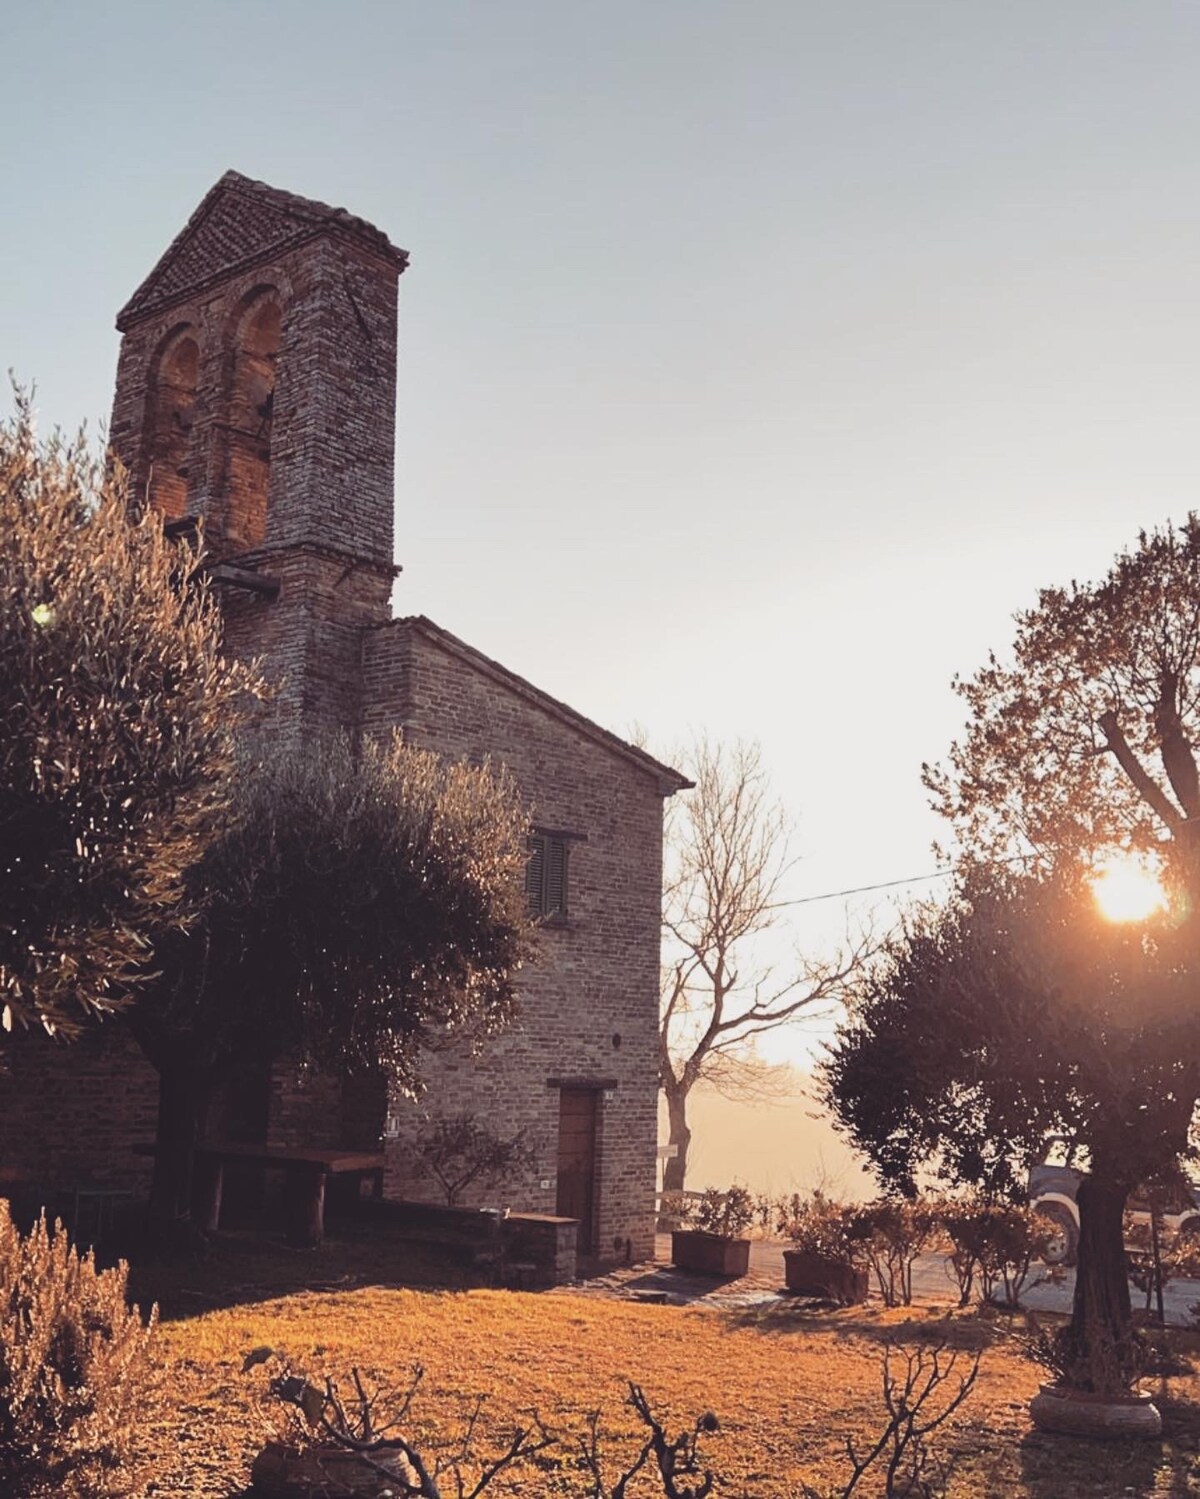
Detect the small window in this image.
<box><xmin>526</xmin><ymin>833</ymin><xmax>569</xmax><ymax>918</ymax></box>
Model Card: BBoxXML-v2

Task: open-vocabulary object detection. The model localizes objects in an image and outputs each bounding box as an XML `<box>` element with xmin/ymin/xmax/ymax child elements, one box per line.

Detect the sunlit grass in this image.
<box><xmin>125</xmin><ymin>1278</ymin><xmax>1200</xmax><ymax>1497</ymax></box>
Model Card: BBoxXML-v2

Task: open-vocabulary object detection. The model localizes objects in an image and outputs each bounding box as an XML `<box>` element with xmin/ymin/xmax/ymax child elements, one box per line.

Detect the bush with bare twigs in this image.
<box><xmin>244</xmin><ymin>1337</ymin><xmax>979</xmax><ymax>1499</ymax></box>
<box><xmin>938</xmin><ymin>1197</ymin><xmax>1050</xmax><ymax>1308</ymax></box>
<box><xmin>414</xmin><ymin>1113</ymin><xmax>535</xmax><ymax>1207</ymax></box>
<box><xmin>245</xmin><ymin>1349</ymin><xmax>553</xmax><ymax>1498</ymax></box>
<box><xmin>845</xmin><ymin>1199</ymin><xmax>940</xmax><ymax>1308</ymax></box>
<box><xmin>804</xmin><ymin>1341</ymin><xmax>981</xmax><ymax>1499</ymax></box>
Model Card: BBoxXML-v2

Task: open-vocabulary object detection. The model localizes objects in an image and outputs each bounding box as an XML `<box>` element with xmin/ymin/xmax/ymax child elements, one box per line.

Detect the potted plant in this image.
<box><xmin>1024</xmin><ymin>1319</ymin><xmax>1162</xmax><ymax>1438</ymax></box>
<box><xmin>776</xmin><ymin>1190</ymin><xmax>869</xmax><ymax>1305</ymax></box>
<box><xmin>670</xmin><ymin>1186</ymin><xmax>754</xmax><ymax>1276</ymax></box>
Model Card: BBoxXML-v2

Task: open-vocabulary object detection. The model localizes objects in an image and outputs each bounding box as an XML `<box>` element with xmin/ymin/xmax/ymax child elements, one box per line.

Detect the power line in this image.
<box><xmin>765</xmin><ymin>852</ymin><xmax>1038</xmax><ymax>910</ymax></box>
<box><xmin>764</xmin><ymin>870</ymin><xmax>954</xmax><ymax>909</ymax></box>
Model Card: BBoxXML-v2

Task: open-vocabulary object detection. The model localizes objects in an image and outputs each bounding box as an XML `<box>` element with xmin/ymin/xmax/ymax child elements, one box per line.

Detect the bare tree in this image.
<box><xmin>659</xmin><ymin>739</ymin><xmax>872</xmax><ymax>1194</ymax></box>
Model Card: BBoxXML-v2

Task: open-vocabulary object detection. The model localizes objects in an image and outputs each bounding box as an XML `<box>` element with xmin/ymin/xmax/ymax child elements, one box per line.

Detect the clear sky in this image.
<box><xmin>5</xmin><ymin>2</ymin><xmax>1200</xmax><ymax>1062</ymax></box>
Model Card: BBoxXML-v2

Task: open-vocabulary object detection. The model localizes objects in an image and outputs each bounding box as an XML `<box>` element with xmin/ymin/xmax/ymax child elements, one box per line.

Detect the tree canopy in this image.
<box><xmin>926</xmin><ymin>516</ymin><xmax>1200</xmax><ymax>880</ymax></box>
<box><xmin>0</xmin><ymin>394</ymin><xmax>255</xmax><ymax>1039</ymax></box>
<box><xmin>132</xmin><ymin>733</ymin><xmax>535</xmax><ymax>1227</ymax></box>
<box><xmin>825</xmin><ymin>866</ymin><xmax>1200</xmax><ymax>1199</ymax></box>
<box><xmin>832</xmin><ymin>516</ymin><xmax>1200</xmax><ymax>1392</ymax></box>
<box><xmin>139</xmin><ymin>733</ymin><xmax>533</xmax><ymax>1087</ymax></box>
<box><xmin>824</xmin><ymin>863</ymin><xmax>1200</xmax><ymax>1389</ymax></box>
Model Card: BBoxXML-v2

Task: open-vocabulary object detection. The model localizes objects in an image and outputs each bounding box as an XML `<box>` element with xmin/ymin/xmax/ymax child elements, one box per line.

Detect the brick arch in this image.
<box><xmin>221</xmin><ymin>286</ymin><xmax>284</xmax><ymax>550</ymax></box>
<box><xmin>145</xmin><ymin>324</ymin><xmax>199</xmax><ymax>522</ymax></box>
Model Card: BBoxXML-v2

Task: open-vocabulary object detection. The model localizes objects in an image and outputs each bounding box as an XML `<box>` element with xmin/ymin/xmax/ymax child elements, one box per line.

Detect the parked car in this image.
<box><xmin>1028</xmin><ymin>1157</ymin><xmax>1200</xmax><ymax>1267</ymax></box>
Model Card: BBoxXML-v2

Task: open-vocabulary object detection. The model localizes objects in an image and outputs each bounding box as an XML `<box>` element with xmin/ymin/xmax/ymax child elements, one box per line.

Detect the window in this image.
<box><xmin>526</xmin><ymin>832</ymin><xmax>569</xmax><ymax>918</ymax></box>
<box><xmin>224</xmin><ymin>291</ymin><xmax>282</xmax><ymax>549</ymax></box>
<box><xmin>147</xmin><ymin>330</ymin><xmax>199</xmax><ymax>522</ymax></box>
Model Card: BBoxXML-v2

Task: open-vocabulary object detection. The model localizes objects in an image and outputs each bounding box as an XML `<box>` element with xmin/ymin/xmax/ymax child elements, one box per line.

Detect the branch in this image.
<box><xmin>1154</xmin><ymin>669</ymin><xmax>1200</xmax><ymax>819</ymax></box>
<box><xmin>460</xmin><ymin>1412</ymin><xmax>554</xmax><ymax>1499</ymax></box>
<box><xmin>1097</xmin><ymin>708</ymin><xmax>1184</xmax><ymax>830</ymax></box>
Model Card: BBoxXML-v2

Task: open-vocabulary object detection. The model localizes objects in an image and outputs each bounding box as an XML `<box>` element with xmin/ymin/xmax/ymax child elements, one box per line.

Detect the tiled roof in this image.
<box><xmin>116</xmin><ymin>171</ymin><xmax>407</xmax><ymax>329</ymax></box>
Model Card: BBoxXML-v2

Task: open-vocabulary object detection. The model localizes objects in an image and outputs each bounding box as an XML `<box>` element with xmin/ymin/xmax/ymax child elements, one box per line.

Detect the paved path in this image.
<box><xmin>570</xmin><ymin>1236</ymin><xmax>1200</xmax><ymax>1327</ymax></box>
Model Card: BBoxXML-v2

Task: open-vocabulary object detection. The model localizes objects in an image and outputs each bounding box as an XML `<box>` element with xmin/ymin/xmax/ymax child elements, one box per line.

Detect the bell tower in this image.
<box><xmin>109</xmin><ymin>171</ymin><xmax>409</xmax><ymax>733</ymax></box>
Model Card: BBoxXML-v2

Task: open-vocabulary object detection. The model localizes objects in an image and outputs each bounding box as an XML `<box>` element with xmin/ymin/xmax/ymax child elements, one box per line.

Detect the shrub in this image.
<box><xmin>939</xmin><ymin>1197</ymin><xmax>1049</xmax><ymax>1308</ymax></box>
<box><xmin>844</xmin><ymin>1198</ymin><xmax>939</xmax><ymax>1308</ymax></box>
<box><xmin>689</xmin><ymin>1186</ymin><xmax>755</xmax><ymax>1238</ymax></box>
<box><xmin>0</xmin><ymin>1200</ymin><xmax>158</xmax><ymax>1497</ymax></box>
<box><xmin>1024</xmin><ymin>1315</ymin><xmax>1146</xmax><ymax>1396</ymax></box>
<box><xmin>1124</xmin><ymin>1212</ymin><xmax>1193</xmax><ymax>1319</ymax></box>
<box><xmin>414</xmin><ymin>1113</ymin><xmax>535</xmax><ymax>1207</ymax></box>
<box><xmin>776</xmin><ymin>1190</ymin><xmax>865</xmax><ymax>1264</ymax></box>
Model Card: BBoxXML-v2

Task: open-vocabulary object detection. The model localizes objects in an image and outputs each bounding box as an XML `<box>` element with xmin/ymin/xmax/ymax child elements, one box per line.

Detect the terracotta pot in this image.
<box><xmin>783</xmin><ymin>1248</ymin><xmax>869</xmax><ymax>1305</ymax></box>
<box><xmin>1028</xmin><ymin>1382</ymin><xmax>1162</xmax><ymax>1439</ymax></box>
<box><xmin>250</xmin><ymin>1439</ymin><xmax>412</xmax><ymax>1496</ymax></box>
<box><xmin>670</xmin><ymin>1230</ymin><xmax>751</xmax><ymax>1277</ymax></box>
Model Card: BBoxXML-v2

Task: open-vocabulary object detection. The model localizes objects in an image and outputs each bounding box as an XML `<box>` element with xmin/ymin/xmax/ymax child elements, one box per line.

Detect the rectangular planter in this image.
<box><xmin>783</xmin><ymin>1248</ymin><xmax>868</xmax><ymax>1304</ymax></box>
<box><xmin>671</xmin><ymin>1230</ymin><xmax>751</xmax><ymax>1277</ymax></box>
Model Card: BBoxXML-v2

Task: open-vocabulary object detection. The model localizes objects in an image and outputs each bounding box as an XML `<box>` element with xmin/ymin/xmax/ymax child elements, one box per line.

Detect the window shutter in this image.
<box><xmin>525</xmin><ymin>836</ymin><xmax>546</xmax><ymax>912</ymax></box>
<box><xmin>546</xmin><ymin>837</ymin><xmax>567</xmax><ymax>916</ymax></box>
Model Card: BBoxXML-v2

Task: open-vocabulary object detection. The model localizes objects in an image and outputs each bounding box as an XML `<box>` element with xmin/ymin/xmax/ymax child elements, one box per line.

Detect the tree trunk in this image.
<box><xmin>661</xmin><ymin>1083</ymin><xmax>692</xmax><ymax>1195</ymax></box>
<box><xmin>147</xmin><ymin>1058</ymin><xmax>212</xmax><ymax>1241</ymax></box>
<box><xmin>1069</xmin><ymin>1174</ymin><xmax>1135</xmax><ymax>1392</ymax></box>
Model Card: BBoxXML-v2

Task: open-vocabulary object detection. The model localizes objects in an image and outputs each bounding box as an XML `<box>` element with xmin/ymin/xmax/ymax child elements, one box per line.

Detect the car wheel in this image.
<box><xmin>1035</xmin><ymin>1202</ymin><xmax>1079</xmax><ymax>1267</ymax></box>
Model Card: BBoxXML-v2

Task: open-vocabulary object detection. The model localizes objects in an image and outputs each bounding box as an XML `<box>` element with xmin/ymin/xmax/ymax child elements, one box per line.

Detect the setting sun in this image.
<box><xmin>1090</xmin><ymin>855</ymin><xmax>1167</xmax><ymax>923</ymax></box>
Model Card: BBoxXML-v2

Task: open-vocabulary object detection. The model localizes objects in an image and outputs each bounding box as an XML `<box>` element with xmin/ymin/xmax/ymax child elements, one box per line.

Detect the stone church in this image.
<box><xmin>0</xmin><ymin>172</ymin><xmax>686</xmax><ymax>1262</ymax></box>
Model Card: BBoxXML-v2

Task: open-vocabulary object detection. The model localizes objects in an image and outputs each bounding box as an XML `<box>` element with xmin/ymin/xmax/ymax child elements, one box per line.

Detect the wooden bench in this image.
<box><xmin>134</xmin><ymin>1142</ymin><xmax>385</xmax><ymax>1248</ymax></box>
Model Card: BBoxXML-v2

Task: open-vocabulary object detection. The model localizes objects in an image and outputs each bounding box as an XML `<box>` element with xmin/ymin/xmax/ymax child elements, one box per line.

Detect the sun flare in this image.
<box><xmin>1090</xmin><ymin>855</ymin><xmax>1167</xmax><ymax>923</ymax></box>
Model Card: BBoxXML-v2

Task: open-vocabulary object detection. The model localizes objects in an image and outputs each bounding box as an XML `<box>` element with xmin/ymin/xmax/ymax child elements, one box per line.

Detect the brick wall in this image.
<box><xmin>363</xmin><ymin>619</ymin><xmax>668</xmax><ymax>1263</ymax></box>
<box><xmin>109</xmin><ymin>179</ymin><xmax>402</xmax><ymax>742</ymax></box>
<box><xmin>0</xmin><ymin>1023</ymin><xmax>158</xmax><ymax>1193</ymax></box>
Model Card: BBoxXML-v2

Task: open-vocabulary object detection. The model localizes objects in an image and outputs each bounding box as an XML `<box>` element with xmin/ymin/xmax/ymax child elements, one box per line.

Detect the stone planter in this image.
<box><xmin>1028</xmin><ymin>1382</ymin><xmax>1163</xmax><ymax>1439</ymax></box>
<box><xmin>670</xmin><ymin>1229</ymin><xmax>751</xmax><ymax>1277</ymax></box>
<box><xmin>783</xmin><ymin>1248</ymin><xmax>869</xmax><ymax>1305</ymax></box>
<box><xmin>250</xmin><ymin>1439</ymin><xmax>411</xmax><ymax>1497</ymax></box>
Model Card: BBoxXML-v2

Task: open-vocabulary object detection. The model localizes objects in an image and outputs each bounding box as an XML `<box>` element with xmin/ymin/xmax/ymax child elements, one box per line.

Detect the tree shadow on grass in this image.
<box><xmin>1017</xmin><ymin>1397</ymin><xmax>1200</xmax><ymax>1499</ymax></box>
<box><xmin>126</xmin><ymin>1220</ymin><xmax>499</xmax><ymax>1322</ymax></box>
<box><xmin>718</xmin><ymin>1298</ymin><xmax>1009</xmax><ymax>1353</ymax></box>
<box><xmin>1010</xmin><ymin>1377</ymin><xmax>1200</xmax><ymax>1499</ymax></box>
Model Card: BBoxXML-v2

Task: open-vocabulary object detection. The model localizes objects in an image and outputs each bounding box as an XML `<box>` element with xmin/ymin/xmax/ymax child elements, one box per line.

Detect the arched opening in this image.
<box><xmin>225</xmin><ymin>294</ymin><xmax>281</xmax><ymax>549</ymax></box>
<box><xmin>147</xmin><ymin>331</ymin><xmax>198</xmax><ymax>522</ymax></box>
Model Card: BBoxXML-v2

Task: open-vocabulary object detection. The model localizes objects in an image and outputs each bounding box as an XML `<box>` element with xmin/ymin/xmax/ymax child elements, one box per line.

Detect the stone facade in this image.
<box><xmin>0</xmin><ymin>173</ymin><xmax>684</xmax><ymax>1263</ymax></box>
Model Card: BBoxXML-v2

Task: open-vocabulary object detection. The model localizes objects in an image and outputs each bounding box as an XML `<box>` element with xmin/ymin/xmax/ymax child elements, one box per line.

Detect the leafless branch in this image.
<box><xmin>583</xmin><ymin>1383</ymin><xmax>719</xmax><ymax>1499</ymax></box>
<box><xmin>256</xmin><ymin>1353</ymin><xmax>552</xmax><ymax>1498</ymax></box>
<box><xmin>819</xmin><ymin>1341</ymin><xmax>979</xmax><ymax>1498</ymax></box>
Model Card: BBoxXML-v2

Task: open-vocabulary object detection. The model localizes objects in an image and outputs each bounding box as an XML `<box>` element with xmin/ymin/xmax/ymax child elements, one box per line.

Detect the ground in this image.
<box><xmin>124</xmin><ymin>1234</ymin><xmax>1200</xmax><ymax>1498</ymax></box>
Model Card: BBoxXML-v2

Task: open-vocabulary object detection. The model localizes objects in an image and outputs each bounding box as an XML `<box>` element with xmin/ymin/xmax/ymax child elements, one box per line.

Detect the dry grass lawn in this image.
<box><xmin>126</xmin><ymin>1267</ymin><xmax>1200</xmax><ymax>1498</ymax></box>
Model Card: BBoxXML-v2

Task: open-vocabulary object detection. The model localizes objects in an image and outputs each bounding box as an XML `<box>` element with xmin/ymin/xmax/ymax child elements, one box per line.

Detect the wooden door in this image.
<box><xmin>556</xmin><ymin>1088</ymin><xmax>598</xmax><ymax>1252</ymax></box>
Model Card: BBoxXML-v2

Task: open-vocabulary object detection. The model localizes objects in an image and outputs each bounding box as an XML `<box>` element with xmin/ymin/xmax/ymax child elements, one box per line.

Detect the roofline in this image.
<box><xmin>379</xmin><ymin>614</ymin><xmax>692</xmax><ymax>796</ymax></box>
<box><xmin>116</xmin><ymin>170</ymin><xmax>408</xmax><ymax>331</ymax></box>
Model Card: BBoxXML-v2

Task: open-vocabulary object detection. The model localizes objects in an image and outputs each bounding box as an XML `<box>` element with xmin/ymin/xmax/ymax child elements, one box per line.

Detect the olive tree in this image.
<box><xmin>826</xmin><ymin>864</ymin><xmax>1200</xmax><ymax>1391</ymax></box>
<box><xmin>835</xmin><ymin>514</ymin><xmax>1200</xmax><ymax>1390</ymax></box>
<box><xmin>131</xmin><ymin>734</ymin><xmax>535</xmax><ymax>1230</ymax></box>
<box><xmin>0</xmin><ymin>393</ymin><xmax>254</xmax><ymax>1040</ymax></box>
